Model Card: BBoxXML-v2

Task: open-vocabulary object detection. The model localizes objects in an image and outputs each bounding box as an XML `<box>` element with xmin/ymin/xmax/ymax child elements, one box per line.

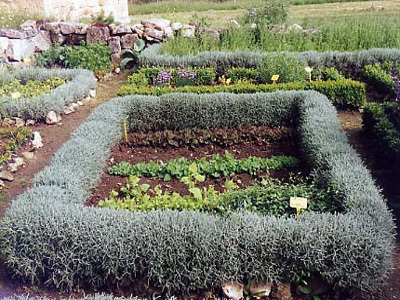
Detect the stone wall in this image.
<box><xmin>0</xmin><ymin>19</ymin><xmax>197</xmax><ymax>65</ymax></box>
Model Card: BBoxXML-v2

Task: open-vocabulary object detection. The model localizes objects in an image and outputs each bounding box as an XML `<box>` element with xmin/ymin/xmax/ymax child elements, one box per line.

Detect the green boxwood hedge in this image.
<box><xmin>0</xmin><ymin>68</ymin><xmax>96</xmax><ymax>120</ymax></box>
<box><xmin>0</xmin><ymin>91</ymin><xmax>395</xmax><ymax>294</ymax></box>
<box><xmin>118</xmin><ymin>79</ymin><xmax>366</xmax><ymax>109</ymax></box>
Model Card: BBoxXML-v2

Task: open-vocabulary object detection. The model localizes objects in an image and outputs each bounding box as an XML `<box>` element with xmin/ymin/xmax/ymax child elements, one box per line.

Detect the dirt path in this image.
<box><xmin>0</xmin><ymin>74</ymin><xmax>124</xmax><ymax>298</ymax></box>
<box><xmin>338</xmin><ymin>111</ymin><xmax>400</xmax><ymax>300</ymax></box>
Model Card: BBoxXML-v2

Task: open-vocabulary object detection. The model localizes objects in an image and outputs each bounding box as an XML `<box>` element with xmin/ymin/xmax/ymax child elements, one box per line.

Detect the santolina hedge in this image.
<box><xmin>140</xmin><ymin>44</ymin><xmax>400</xmax><ymax>71</ymax></box>
<box><xmin>0</xmin><ymin>91</ymin><xmax>395</xmax><ymax>294</ymax></box>
<box><xmin>118</xmin><ymin>79</ymin><xmax>366</xmax><ymax>109</ymax></box>
<box><xmin>0</xmin><ymin>68</ymin><xmax>96</xmax><ymax>120</ymax></box>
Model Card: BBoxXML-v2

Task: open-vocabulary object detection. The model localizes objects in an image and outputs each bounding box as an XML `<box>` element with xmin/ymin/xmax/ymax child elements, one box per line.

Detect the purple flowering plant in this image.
<box><xmin>173</xmin><ymin>67</ymin><xmax>197</xmax><ymax>87</ymax></box>
<box><xmin>155</xmin><ymin>69</ymin><xmax>172</xmax><ymax>86</ymax></box>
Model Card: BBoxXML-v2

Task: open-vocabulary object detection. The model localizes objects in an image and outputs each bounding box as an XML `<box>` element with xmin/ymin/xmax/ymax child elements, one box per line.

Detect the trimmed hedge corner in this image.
<box><xmin>0</xmin><ymin>91</ymin><xmax>395</xmax><ymax>294</ymax></box>
<box><xmin>118</xmin><ymin>79</ymin><xmax>366</xmax><ymax>109</ymax></box>
<box><xmin>0</xmin><ymin>68</ymin><xmax>96</xmax><ymax>120</ymax></box>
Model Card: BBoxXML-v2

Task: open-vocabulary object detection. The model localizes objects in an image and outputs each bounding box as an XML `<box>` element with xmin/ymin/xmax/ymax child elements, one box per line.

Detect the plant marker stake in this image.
<box><xmin>305</xmin><ymin>67</ymin><xmax>313</xmax><ymax>83</ymax></box>
<box><xmin>271</xmin><ymin>74</ymin><xmax>279</xmax><ymax>84</ymax></box>
<box><xmin>290</xmin><ymin>197</ymin><xmax>308</xmax><ymax>215</ymax></box>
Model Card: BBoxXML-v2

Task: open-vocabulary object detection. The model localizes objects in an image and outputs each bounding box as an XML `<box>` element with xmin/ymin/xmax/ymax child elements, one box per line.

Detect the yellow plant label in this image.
<box><xmin>271</xmin><ymin>74</ymin><xmax>279</xmax><ymax>81</ymax></box>
<box><xmin>290</xmin><ymin>197</ymin><xmax>308</xmax><ymax>214</ymax></box>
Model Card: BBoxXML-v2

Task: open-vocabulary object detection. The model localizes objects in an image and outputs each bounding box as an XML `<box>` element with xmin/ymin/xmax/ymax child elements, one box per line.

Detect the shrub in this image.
<box><xmin>119</xmin><ymin>79</ymin><xmax>366</xmax><ymax>109</ymax></box>
<box><xmin>0</xmin><ymin>127</ymin><xmax>31</xmax><ymax>165</ymax></box>
<box><xmin>0</xmin><ymin>91</ymin><xmax>394</xmax><ymax>294</ymax></box>
<box><xmin>0</xmin><ymin>68</ymin><xmax>96</xmax><ymax>120</ymax></box>
<box><xmin>364</xmin><ymin>64</ymin><xmax>395</xmax><ymax>95</ymax></box>
<box><xmin>36</xmin><ymin>42</ymin><xmax>112</xmax><ymax>72</ymax></box>
<box><xmin>363</xmin><ymin>102</ymin><xmax>400</xmax><ymax>161</ymax></box>
<box><xmin>0</xmin><ymin>77</ymin><xmax>67</xmax><ymax>98</ymax></box>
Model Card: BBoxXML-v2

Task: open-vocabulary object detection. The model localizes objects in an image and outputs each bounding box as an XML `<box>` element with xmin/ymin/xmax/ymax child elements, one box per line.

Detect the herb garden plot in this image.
<box><xmin>0</xmin><ymin>68</ymin><xmax>96</xmax><ymax>120</ymax></box>
<box><xmin>0</xmin><ymin>91</ymin><xmax>395</xmax><ymax>295</ymax></box>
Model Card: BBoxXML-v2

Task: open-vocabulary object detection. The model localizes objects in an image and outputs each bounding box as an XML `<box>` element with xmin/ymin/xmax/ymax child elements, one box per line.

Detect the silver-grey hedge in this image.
<box><xmin>0</xmin><ymin>91</ymin><xmax>395</xmax><ymax>294</ymax></box>
<box><xmin>0</xmin><ymin>68</ymin><xmax>96</xmax><ymax>120</ymax></box>
<box><xmin>140</xmin><ymin>44</ymin><xmax>400</xmax><ymax>70</ymax></box>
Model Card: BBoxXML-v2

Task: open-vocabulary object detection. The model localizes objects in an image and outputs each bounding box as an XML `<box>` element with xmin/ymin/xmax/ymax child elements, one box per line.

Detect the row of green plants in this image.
<box><xmin>109</xmin><ymin>151</ymin><xmax>298</xmax><ymax>181</ymax></box>
<box><xmin>0</xmin><ymin>77</ymin><xmax>67</xmax><ymax>99</ymax></box>
<box><xmin>161</xmin><ymin>14</ymin><xmax>400</xmax><ymax>55</ymax></box>
<box><xmin>36</xmin><ymin>42</ymin><xmax>112</xmax><ymax>75</ymax></box>
<box><xmin>126</xmin><ymin>125</ymin><xmax>294</xmax><ymax>148</ymax></box>
<box><xmin>119</xmin><ymin>78</ymin><xmax>366</xmax><ymax>109</ymax></box>
<box><xmin>363</xmin><ymin>102</ymin><xmax>400</xmax><ymax>162</ymax></box>
<box><xmin>100</xmin><ymin>172</ymin><xmax>341</xmax><ymax>216</ymax></box>
<box><xmin>363</xmin><ymin>63</ymin><xmax>400</xmax><ymax>97</ymax></box>
<box><xmin>0</xmin><ymin>126</ymin><xmax>31</xmax><ymax>165</ymax></box>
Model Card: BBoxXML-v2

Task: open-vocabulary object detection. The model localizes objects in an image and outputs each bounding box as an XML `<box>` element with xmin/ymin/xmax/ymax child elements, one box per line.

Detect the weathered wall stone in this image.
<box><xmin>87</xmin><ymin>26</ymin><xmax>110</xmax><ymax>44</ymax></box>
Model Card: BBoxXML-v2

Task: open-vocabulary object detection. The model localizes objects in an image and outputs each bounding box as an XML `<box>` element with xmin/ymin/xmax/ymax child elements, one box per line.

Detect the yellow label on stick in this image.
<box><xmin>271</xmin><ymin>74</ymin><xmax>279</xmax><ymax>82</ymax></box>
<box><xmin>290</xmin><ymin>197</ymin><xmax>308</xmax><ymax>214</ymax></box>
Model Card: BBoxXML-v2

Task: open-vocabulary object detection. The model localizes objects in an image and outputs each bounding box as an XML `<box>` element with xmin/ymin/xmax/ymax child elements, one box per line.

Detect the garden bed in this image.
<box><xmin>0</xmin><ymin>91</ymin><xmax>395</xmax><ymax>297</ymax></box>
<box><xmin>0</xmin><ymin>68</ymin><xmax>96</xmax><ymax>120</ymax></box>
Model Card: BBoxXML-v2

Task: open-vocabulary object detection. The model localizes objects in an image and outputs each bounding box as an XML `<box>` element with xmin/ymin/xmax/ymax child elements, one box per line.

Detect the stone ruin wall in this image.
<box><xmin>0</xmin><ymin>0</ymin><xmax>129</xmax><ymax>23</ymax></box>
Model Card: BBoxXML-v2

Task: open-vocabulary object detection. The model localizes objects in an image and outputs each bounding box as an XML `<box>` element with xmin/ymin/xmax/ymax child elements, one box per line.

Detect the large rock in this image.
<box><xmin>9</xmin><ymin>157</ymin><xmax>25</xmax><ymax>173</ymax></box>
<box><xmin>108</xmin><ymin>36</ymin><xmax>121</xmax><ymax>54</ymax></box>
<box><xmin>32</xmin><ymin>131</ymin><xmax>43</xmax><ymax>149</ymax></box>
<box><xmin>121</xmin><ymin>33</ymin><xmax>139</xmax><ymax>49</ymax></box>
<box><xmin>7</xmin><ymin>39</ymin><xmax>35</xmax><ymax>61</ymax></box>
<box><xmin>87</xmin><ymin>26</ymin><xmax>110</xmax><ymax>44</ymax></box>
<box><xmin>60</xmin><ymin>22</ymin><xmax>77</xmax><ymax>35</ymax></box>
<box><xmin>142</xmin><ymin>18</ymin><xmax>171</xmax><ymax>31</ymax></box>
<box><xmin>0</xmin><ymin>171</ymin><xmax>14</xmax><ymax>182</ymax></box>
<box><xmin>75</xmin><ymin>23</ymin><xmax>89</xmax><ymax>35</ymax></box>
<box><xmin>144</xmin><ymin>28</ymin><xmax>163</xmax><ymax>41</ymax></box>
<box><xmin>44</xmin><ymin>22</ymin><xmax>61</xmax><ymax>34</ymax></box>
<box><xmin>222</xmin><ymin>282</ymin><xmax>244</xmax><ymax>300</ymax></box>
<box><xmin>46</xmin><ymin>111</ymin><xmax>59</xmax><ymax>124</ymax></box>
<box><xmin>164</xmin><ymin>26</ymin><xmax>174</xmax><ymax>39</ymax></box>
<box><xmin>29</xmin><ymin>32</ymin><xmax>50</xmax><ymax>52</ymax></box>
<box><xmin>112</xmin><ymin>25</ymin><xmax>132</xmax><ymax>35</ymax></box>
<box><xmin>0</xmin><ymin>37</ymin><xmax>9</xmax><ymax>55</ymax></box>
<box><xmin>0</xmin><ymin>29</ymin><xmax>27</xmax><ymax>39</ymax></box>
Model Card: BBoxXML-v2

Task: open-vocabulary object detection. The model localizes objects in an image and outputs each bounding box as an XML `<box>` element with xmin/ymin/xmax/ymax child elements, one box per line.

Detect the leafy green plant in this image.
<box><xmin>118</xmin><ymin>78</ymin><xmax>366</xmax><ymax>109</ymax></box>
<box><xmin>0</xmin><ymin>126</ymin><xmax>31</xmax><ymax>165</ymax></box>
<box><xmin>109</xmin><ymin>152</ymin><xmax>298</xmax><ymax>181</ymax></box>
<box><xmin>121</xmin><ymin>39</ymin><xmax>146</xmax><ymax>70</ymax></box>
<box><xmin>126</xmin><ymin>125</ymin><xmax>295</xmax><ymax>148</ymax></box>
<box><xmin>0</xmin><ymin>77</ymin><xmax>67</xmax><ymax>98</ymax></box>
<box><xmin>364</xmin><ymin>64</ymin><xmax>396</xmax><ymax>95</ymax></box>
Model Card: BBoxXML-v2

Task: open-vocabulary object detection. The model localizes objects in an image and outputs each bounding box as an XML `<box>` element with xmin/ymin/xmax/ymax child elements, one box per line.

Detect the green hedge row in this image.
<box><xmin>119</xmin><ymin>79</ymin><xmax>366</xmax><ymax>109</ymax></box>
<box><xmin>363</xmin><ymin>64</ymin><xmax>396</xmax><ymax>95</ymax></box>
<box><xmin>0</xmin><ymin>91</ymin><xmax>394</xmax><ymax>294</ymax></box>
<box><xmin>0</xmin><ymin>68</ymin><xmax>96</xmax><ymax>120</ymax></box>
<box><xmin>363</xmin><ymin>102</ymin><xmax>400</xmax><ymax>161</ymax></box>
<box><xmin>140</xmin><ymin>44</ymin><xmax>400</xmax><ymax>71</ymax></box>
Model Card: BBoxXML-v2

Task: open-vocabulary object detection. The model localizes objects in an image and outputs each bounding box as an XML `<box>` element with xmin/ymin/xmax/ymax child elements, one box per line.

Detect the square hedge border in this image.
<box><xmin>0</xmin><ymin>68</ymin><xmax>97</xmax><ymax>120</ymax></box>
<box><xmin>0</xmin><ymin>91</ymin><xmax>395</xmax><ymax>295</ymax></box>
<box><xmin>139</xmin><ymin>44</ymin><xmax>400</xmax><ymax>71</ymax></box>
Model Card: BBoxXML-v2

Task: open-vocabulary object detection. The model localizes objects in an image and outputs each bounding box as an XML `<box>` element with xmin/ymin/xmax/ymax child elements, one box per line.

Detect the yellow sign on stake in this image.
<box><xmin>271</xmin><ymin>74</ymin><xmax>279</xmax><ymax>84</ymax></box>
<box><xmin>290</xmin><ymin>197</ymin><xmax>308</xmax><ymax>215</ymax></box>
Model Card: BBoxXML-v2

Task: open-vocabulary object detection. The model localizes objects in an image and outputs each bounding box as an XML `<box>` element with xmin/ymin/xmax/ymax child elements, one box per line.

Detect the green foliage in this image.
<box><xmin>160</xmin><ymin>14</ymin><xmax>400</xmax><ymax>54</ymax></box>
<box><xmin>363</xmin><ymin>102</ymin><xmax>400</xmax><ymax>161</ymax></box>
<box><xmin>99</xmin><ymin>174</ymin><xmax>341</xmax><ymax>217</ymax></box>
<box><xmin>109</xmin><ymin>152</ymin><xmax>298</xmax><ymax>180</ymax></box>
<box><xmin>36</xmin><ymin>43</ymin><xmax>112</xmax><ymax>72</ymax></box>
<box><xmin>119</xmin><ymin>79</ymin><xmax>366</xmax><ymax>109</ymax></box>
<box><xmin>0</xmin><ymin>68</ymin><xmax>96</xmax><ymax>120</ymax></box>
<box><xmin>0</xmin><ymin>127</ymin><xmax>31</xmax><ymax>165</ymax></box>
<box><xmin>0</xmin><ymin>91</ymin><xmax>394</xmax><ymax>294</ymax></box>
<box><xmin>244</xmin><ymin>0</ymin><xmax>288</xmax><ymax>29</ymax></box>
<box><xmin>0</xmin><ymin>77</ymin><xmax>67</xmax><ymax>98</ymax></box>
<box><xmin>227</xmin><ymin>68</ymin><xmax>259</xmax><ymax>84</ymax></box>
<box><xmin>127</xmin><ymin>125</ymin><xmax>294</xmax><ymax>148</ymax></box>
<box><xmin>313</xmin><ymin>67</ymin><xmax>346</xmax><ymax>81</ymax></box>
<box><xmin>364</xmin><ymin>64</ymin><xmax>395</xmax><ymax>95</ymax></box>
<box><xmin>121</xmin><ymin>39</ymin><xmax>146</xmax><ymax>70</ymax></box>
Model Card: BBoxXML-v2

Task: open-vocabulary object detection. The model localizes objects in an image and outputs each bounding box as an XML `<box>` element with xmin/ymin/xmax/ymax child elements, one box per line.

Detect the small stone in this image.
<box><xmin>89</xmin><ymin>89</ymin><xmax>96</xmax><ymax>98</ymax></box>
<box><xmin>164</xmin><ymin>26</ymin><xmax>174</xmax><ymax>39</ymax></box>
<box><xmin>71</xmin><ymin>103</ymin><xmax>79</xmax><ymax>108</ymax></box>
<box><xmin>0</xmin><ymin>180</ymin><xmax>5</xmax><ymax>189</ymax></box>
<box><xmin>26</xmin><ymin>119</ymin><xmax>36</xmax><ymax>126</ymax></box>
<box><xmin>22</xmin><ymin>151</ymin><xmax>35</xmax><ymax>160</ymax></box>
<box><xmin>144</xmin><ymin>28</ymin><xmax>163</xmax><ymax>41</ymax></box>
<box><xmin>57</xmin><ymin>115</ymin><xmax>62</xmax><ymax>122</ymax></box>
<box><xmin>82</xmin><ymin>96</ymin><xmax>91</xmax><ymax>103</ymax></box>
<box><xmin>0</xmin><ymin>170</ymin><xmax>14</xmax><ymax>182</ymax></box>
<box><xmin>142</xmin><ymin>18</ymin><xmax>171</xmax><ymax>31</ymax></box>
<box><xmin>77</xmin><ymin>101</ymin><xmax>84</xmax><ymax>106</ymax></box>
<box><xmin>275</xmin><ymin>282</ymin><xmax>291</xmax><ymax>300</ymax></box>
<box><xmin>171</xmin><ymin>22</ymin><xmax>182</xmax><ymax>31</ymax></box>
<box><xmin>46</xmin><ymin>111</ymin><xmax>59</xmax><ymax>124</ymax></box>
<box><xmin>288</xmin><ymin>23</ymin><xmax>303</xmax><ymax>32</ymax></box>
<box><xmin>32</xmin><ymin>131</ymin><xmax>43</xmax><ymax>149</ymax></box>
<box><xmin>108</xmin><ymin>36</ymin><xmax>121</xmax><ymax>54</ymax></box>
<box><xmin>3</xmin><ymin>118</ymin><xmax>15</xmax><ymax>126</ymax></box>
<box><xmin>64</xmin><ymin>104</ymin><xmax>75</xmax><ymax>115</ymax></box>
<box><xmin>222</xmin><ymin>281</ymin><xmax>244</xmax><ymax>300</ymax></box>
<box><xmin>14</xmin><ymin>117</ymin><xmax>25</xmax><ymax>128</ymax></box>
<box><xmin>115</xmin><ymin>67</ymin><xmax>121</xmax><ymax>74</ymax></box>
<box><xmin>9</xmin><ymin>157</ymin><xmax>25</xmax><ymax>172</ymax></box>
<box><xmin>249</xmin><ymin>281</ymin><xmax>271</xmax><ymax>298</ymax></box>
<box><xmin>112</xmin><ymin>25</ymin><xmax>132</xmax><ymax>35</ymax></box>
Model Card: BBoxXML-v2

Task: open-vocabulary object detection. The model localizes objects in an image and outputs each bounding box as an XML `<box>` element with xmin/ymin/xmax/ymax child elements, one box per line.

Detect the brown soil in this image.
<box><xmin>87</xmin><ymin>137</ymin><xmax>300</xmax><ymax>207</ymax></box>
<box><xmin>0</xmin><ymin>74</ymin><xmax>125</xmax><ymax>298</ymax></box>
